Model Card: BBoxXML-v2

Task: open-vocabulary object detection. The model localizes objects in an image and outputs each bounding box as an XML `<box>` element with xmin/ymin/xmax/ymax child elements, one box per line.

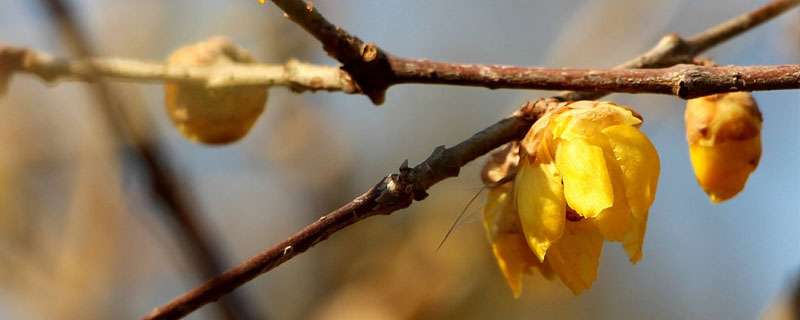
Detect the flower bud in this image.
<box><xmin>685</xmin><ymin>92</ymin><xmax>762</xmax><ymax>203</ymax></box>
<box><xmin>164</xmin><ymin>37</ymin><xmax>268</xmax><ymax>144</ymax></box>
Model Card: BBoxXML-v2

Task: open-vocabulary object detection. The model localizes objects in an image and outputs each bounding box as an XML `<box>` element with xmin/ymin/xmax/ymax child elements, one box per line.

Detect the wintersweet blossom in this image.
<box><xmin>483</xmin><ymin>100</ymin><xmax>660</xmax><ymax>295</ymax></box>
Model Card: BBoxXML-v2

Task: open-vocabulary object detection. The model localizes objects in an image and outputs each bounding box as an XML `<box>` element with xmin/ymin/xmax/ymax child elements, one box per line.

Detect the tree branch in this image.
<box><xmin>142</xmin><ymin>0</ymin><xmax>799</xmax><ymax>319</ymax></box>
<box><xmin>3</xmin><ymin>45</ymin><xmax>798</xmax><ymax>99</ymax></box>
<box><xmin>2</xmin><ymin>1</ymin><xmax>797</xmax><ymax>100</ymax></box>
<box><xmin>270</xmin><ymin>0</ymin><xmax>800</xmax><ymax>103</ymax></box>
<box><xmin>389</xmin><ymin>62</ymin><xmax>800</xmax><ymax>99</ymax></box>
<box><xmin>0</xmin><ymin>46</ymin><xmax>357</xmax><ymax>93</ymax></box>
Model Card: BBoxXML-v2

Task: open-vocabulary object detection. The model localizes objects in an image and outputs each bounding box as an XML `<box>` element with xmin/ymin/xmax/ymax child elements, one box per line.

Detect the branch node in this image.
<box><xmin>361</xmin><ymin>43</ymin><xmax>379</xmax><ymax>63</ymax></box>
<box><xmin>375</xmin><ymin>174</ymin><xmax>401</xmax><ymax>204</ymax></box>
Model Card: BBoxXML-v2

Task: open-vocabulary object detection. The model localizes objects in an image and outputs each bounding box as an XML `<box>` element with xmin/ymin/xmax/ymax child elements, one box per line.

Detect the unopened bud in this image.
<box><xmin>685</xmin><ymin>92</ymin><xmax>762</xmax><ymax>203</ymax></box>
<box><xmin>164</xmin><ymin>37</ymin><xmax>268</xmax><ymax>145</ymax></box>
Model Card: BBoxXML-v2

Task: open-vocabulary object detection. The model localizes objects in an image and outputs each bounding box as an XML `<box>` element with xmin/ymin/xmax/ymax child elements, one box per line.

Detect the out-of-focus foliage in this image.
<box><xmin>0</xmin><ymin>93</ymin><xmax>133</xmax><ymax>319</ymax></box>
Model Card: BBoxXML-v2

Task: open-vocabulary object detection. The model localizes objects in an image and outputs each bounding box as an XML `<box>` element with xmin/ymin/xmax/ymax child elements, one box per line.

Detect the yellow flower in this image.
<box><xmin>685</xmin><ymin>92</ymin><xmax>762</xmax><ymax>203</ymax></box>
<box><xmin>483</xmin><ymin>100</ymin><xmax>660</xmax><ymax>295</ymax></box>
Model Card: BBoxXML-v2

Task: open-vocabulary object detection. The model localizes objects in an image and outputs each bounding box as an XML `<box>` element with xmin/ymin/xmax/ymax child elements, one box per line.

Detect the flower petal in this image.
<box><xmin>545</xmin><ymin>220</ymin><xmax>604</xmax><ymax>294</ymax></box>
<box><xmin>490</xmin><ymin>234</ymin><xmax>540</xmax><ymax>297</ymax></box>
<box><xmin>483</xmin><ymin>183</ymin><xmax>551</xmax><ymax>297</ymax></box>
<box><xmin>515</xmin><ymin>159</ymin><xmax>565</xmax><ymax>261</ymax></box>
<box><xmin>602</xmin><ymin>124</ymin><xmax>660</xmax><ymax>218</ymax></box>
<box><xmin>689</xmin><ymin>139</ymin><xmax>760</xmax><ymax>203</ymax></box>
<box><xmin>622</xmin><ymin>210</ymin><xmax>648</xmax><ymax>263</ymax></box>
<box><xmin>602</xmin><ymin>124</ymin><xmax>659</xmax><ymax>261</ymax></box>
<box><xmin>592</xmin><ymin>155</ymin><xmax>633</xmax><ymax>241</ymax></box>
<box><xmin>483</xmin><ymin>183</ymin><xmax>515</xmax><ymax>237</ymax></box>
<box><xmin>555</xmin><ymin>138</ymin><xmax>614</xmax><ymax>218</ymax></box>
<box><xmin>553</xmin><ymin>101</ymin><xmax>642</xmax><ymax>142</ymax></box>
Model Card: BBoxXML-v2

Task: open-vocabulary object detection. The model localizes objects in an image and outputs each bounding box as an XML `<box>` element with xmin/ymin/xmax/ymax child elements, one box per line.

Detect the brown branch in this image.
<box><xmin>35</xmin><ymin>1</ymin><xmax>261</xmax><ymax>319</ymax></box>
<box><xmin>389</xmin><ymin>62</ymin><xmax>800</xmax><ymax>99</ymax></box>
<box><xmin>685</xmin><ymin>0</ymin><xmax>800</xmax><ymax>54</ymax></box>
<box><xmin>269</xmin><ymin>0</ymin><xmax>391</xmax><ymax>102</ymax></box>
<box><xmin>270</xmin><ymin>0</ymin><xmax>800</xmax><ymax>103</ymax></box>
<box><xmin>143</xmin><ymin>0</ymin><xmax>799</xmax><ymax>319</ymax></box>
<box><xmin>2</xmin><ymin>1</ymin><xmax>797</xmax><ymax>100</ymax></box>
<box><xmin>3</xmin><ymin>45</ymin><xmax>798</xmax><ymax>99</ymax></box>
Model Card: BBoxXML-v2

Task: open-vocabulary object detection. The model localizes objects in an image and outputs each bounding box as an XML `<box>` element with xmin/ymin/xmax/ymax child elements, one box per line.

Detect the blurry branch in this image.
<box><xmin>144</xmin><ymin>0</ymin><xmax>800</xmax><ymax>319</ymax></box>
<box><xmin>35</xmin><ymin>0</ymin><xmax>259</xmax><ymax>320</ymax></box>
<box><xmin>794</xmin><ymin>275</ymin><xmax>800</xmax><ymax>320</ymax></box>
<box><xmin>0</xmin><ymin>46</ymin><xmax>357</xmax><ymax>93</ymax></box>
<box><xmin>3</xmin><ymin>46</ymin><xmax>800</xmax><ymax>99</ymax></box>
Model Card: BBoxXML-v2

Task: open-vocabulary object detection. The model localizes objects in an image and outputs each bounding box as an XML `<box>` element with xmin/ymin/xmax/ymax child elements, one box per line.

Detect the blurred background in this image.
<box><xmin>0</xmin><ymin>0</ymin><xmax>798</xmax><ymax>319</ymax></box>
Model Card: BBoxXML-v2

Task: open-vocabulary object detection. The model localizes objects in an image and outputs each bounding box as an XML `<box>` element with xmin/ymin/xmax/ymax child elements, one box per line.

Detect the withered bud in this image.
<box><xmin>164</xmin><ymin>37</ymin><xmax>268</xmax><ymax>145</ymax></box>
<box><xmin>481</xmin><ymin>142</ymin><xmax>520</xmax><ymax>186</ymax></box>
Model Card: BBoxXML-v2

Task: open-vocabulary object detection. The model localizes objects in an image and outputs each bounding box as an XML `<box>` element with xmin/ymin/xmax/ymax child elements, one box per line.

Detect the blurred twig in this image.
<box><xmin>35</xmin><ymin>0</ymin><xmax>259</xmax><ymax>319</ymax></box>
<box><xmin>143</xmin><ymin>0</ymin><xmax>800</xmax><ymax>319</ymax></box>
<box><xmin>793</xmin><ymin>274</ymin><xmax>800</xmax><ymax>320</ymax></box>
<box><xmin>0</xmin><ymin>47</ymin><xmax>357</xmax><ymax>93</ymax></box>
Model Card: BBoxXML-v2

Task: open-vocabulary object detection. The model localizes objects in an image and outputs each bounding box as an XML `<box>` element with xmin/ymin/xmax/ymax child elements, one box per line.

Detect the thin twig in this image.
<box><xmin>35</xmin><ymin>0</ymin><xmax>259</xmax><ymax>319</ymax></box>
<box><xmin>143</xmin><ymin>1</ymin><xmax>799</xmax><ymax>319</ymax></box>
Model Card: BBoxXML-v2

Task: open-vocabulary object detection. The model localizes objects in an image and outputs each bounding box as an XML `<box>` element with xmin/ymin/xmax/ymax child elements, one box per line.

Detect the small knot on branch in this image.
<box><xmin>340</xmin><ymin>48</ymin><xmax>394</xmax><ymax>105</ymax></box>
<box><xmin>671</xmin><ymin>64</ymin><xmax>708</xmax><ymax>99</ymax></box>
<box><xmin>360</xmin><ymin>43</ymin><xmax>379</xmax><ymax>63</ymax></box>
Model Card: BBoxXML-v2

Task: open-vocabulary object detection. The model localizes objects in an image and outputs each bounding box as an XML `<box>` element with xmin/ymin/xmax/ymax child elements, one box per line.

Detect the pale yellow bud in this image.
<box><xmin>685</xmin><ymin>92</ymin><xmax>762</xmax><ymax>203</ymax></box>
<box><xmin>164</xmin><ymin>37</ymin><xmax>268</xmax><ymax>145</ymax></box>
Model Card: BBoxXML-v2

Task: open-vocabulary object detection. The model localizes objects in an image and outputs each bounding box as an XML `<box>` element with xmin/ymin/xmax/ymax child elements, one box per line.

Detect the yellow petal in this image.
<box><xmin>545</xmin><ymin>220</ymin><xmax>604</xmax><ymax>294</ymax></box>
<box><xmin>599</xmin><ymin>125</ymin><xmax>659</xmax><ymax>260</ymax></box>
<box><xmin>689</xmin><ymin>138</ymin><xmax>760</xmax><ymax>203</ymax></box>
<box><xmin>622</xmin><ymin>211</ymin><xmax>648</xmax><ymax>263</ymax></box>
<box><xmin>490</xmin><ymin>234</ymin><xmax>541</xmax><ymax>297</ymax></box>
<box><xmin>482</xmin><ymin>184</ymin><xmax>515</xmax><ymax>236</ymax></box>
<box><xmin>602</xmin><ymin>125</ymin><xmax>660</xmax><ymax>218</ymax></box>
<box><xmin>553</xmin><ymin>101</ymin><xmax>642</xmax><ymax>142</ymax></box>
<box><xmin>515</xmin><ymin>159</ymin><xmax>565</xmax><ymax>261</ymax></box>
<box><xmin>555</xmin><ymin>138</ymin><xmax>614</xmax><ymax>218</ymax></box>
<box><xmin>592</xmin><ymin>154</ymin><xmax>633</xmax><ymax>242</ymax></box>
<box><xmin>483</xmin><ymin>183</ymin><xmax>551</xmax><ymax>297</ymax></box>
